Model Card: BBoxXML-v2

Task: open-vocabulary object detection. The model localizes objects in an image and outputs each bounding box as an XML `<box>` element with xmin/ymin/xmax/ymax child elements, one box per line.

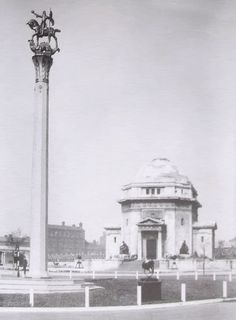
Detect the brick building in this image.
<box><xmin>0</xmin><ymin>222</ymin><xmax>106</xmax><ymax>264</ymax></box>
<box><xmin>48</xmin><ymin>222</ymin><xmax>85</xmax><ymax>256</ymax></box>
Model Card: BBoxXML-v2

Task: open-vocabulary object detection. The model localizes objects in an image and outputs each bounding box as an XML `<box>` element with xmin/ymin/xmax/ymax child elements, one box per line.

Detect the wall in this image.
<box><xmin>122</xmin><ymin>210</ymin><xmax>141</xmax><ymax>256</ymax></box>
<box><xmin>164</xmin><ymin>209</ymin><xmax>175</xmax><ymax>256</ymax></box>
<box><xmin>175</xmin><ymin>207</ymin><xmax>192</xmax><ymax>255</ymax></box>
<box><xmin>193</xmin><ymin>228</ymin><xmax>214</xmax><ymax>259</ymax></box>
<box><xmin>105</xmin><ymin>230</ymin><xmax>121</xmax><ymax>259</ymax></box>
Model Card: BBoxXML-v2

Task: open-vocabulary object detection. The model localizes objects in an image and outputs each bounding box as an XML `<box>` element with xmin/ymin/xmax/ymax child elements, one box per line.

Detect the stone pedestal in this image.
<box><xmin>29</xmin><ymin>54</ymin><xmax>52</xmax><ymax>278</ymax></box>
<box><xmin>138</xmin><ymin>278</ymin><xmax>162</xmax><ymax>302</ymax></box>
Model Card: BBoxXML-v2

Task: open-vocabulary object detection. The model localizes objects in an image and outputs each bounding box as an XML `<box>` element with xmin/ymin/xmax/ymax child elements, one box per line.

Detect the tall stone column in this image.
<box><xmin>30</xmin><ymin>54</ymin><xmax>52</xmax><ymax>278</ymax></box>
<box><xmin>27</xmin><ymin>9</ymin><xmax>60</xmax><ymax>278</ymax></box>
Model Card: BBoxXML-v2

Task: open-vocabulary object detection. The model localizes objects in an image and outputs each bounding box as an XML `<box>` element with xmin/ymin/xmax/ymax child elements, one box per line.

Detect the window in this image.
<box><xmin>157</xmin><ymin>188</ymin><xmax>160</xmax><ymax>194</ymax></box>
<box><xmin>151</xmin><ymin>188</ymin><xmax>155</xmax><ymax>195</ymax></box>
<box><xmin>181</xmin><ymin>218</ymin><xmax>184</xmax><ymax>226</ymax></box>
<box><xmin>114</xmin><ymin>237</ymin><xmax>116</xmax><ymax>243</ymax></box>
<box><xmin>146</xmin><ymin>188</ymin><xmax>150</xmax><ymax>195</ymax></box>
<box><xmin>201</xmin><ymin>236</ymin><xmax>204</xmax><ymax>243</ymax></box>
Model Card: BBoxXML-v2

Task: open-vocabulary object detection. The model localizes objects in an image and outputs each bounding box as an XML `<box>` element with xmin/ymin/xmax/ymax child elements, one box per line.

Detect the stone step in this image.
<box><xmin>0</xmin><ymin>278</ymin><xmax>85</xmax><ymax>293</ymax></box>
<box><xmin>0</xmin><ymin>287</ymin><xmax>84</xmax><ymax>294</ymax></box>
<box><xmin>0</xmin><ymin>279</ymin><xmax>82</xmax><ymax>286</ymax></box>
<box><xmin>0</xmin><ymin>286</ymin><xmax>83</xmax><ymax>292</ymax></box>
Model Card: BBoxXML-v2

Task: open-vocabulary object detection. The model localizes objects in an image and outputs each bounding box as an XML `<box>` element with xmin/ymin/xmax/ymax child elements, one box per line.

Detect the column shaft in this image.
<box><xmin>30</xmin><ymin>55</ymin><xmax>52</xmax><ymax>278</ymax></box>
<box><xmin>158</xmin><ymin>232</ymin><xmax>162</xmax><ymax>259</ymax></box>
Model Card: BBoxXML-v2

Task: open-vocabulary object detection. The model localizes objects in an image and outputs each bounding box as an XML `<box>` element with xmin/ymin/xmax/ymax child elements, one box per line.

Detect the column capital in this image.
<box><xmin>32</xmin><ymin>54</ymin><xmax>53</xmax><ymax>83</ymax></box>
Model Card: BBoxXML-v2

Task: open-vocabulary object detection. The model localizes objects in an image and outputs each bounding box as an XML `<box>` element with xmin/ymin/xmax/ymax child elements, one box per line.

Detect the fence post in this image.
<box><xmin>176</xmin><ymin>271</ymin><xmax>180</xmax><ymax>280</ymax></box>
<box><xmin>136</xmin><ymin>271</ymin><xmax>139</xmax><ymax>280</ymax></box>
<box><xmin>69</xmin><ymin>269</ymin><xmax>72</xmax><ymax>279</ymax></box>
<box><xmin>156</xmin><ymin>270</ymin><xmax>160</xmax><ymax>280</ymax></box>
<box><xmin>85</xmin><ymin>286</ymin><xmax>90</xmax><ymax>308</ymax></box>
<box><xmin>229</xmin><ymin>272</ymin><xmax>232</xmax><ymax>282</ymax></box>
<box><xmin>213</xmin><ymin>272</ymin><xmax>216</xmax><ymax>281</ymax></box>
<box><xmin>181</xmin><ymin>283</ymin><xmax>186</xmax><ymax>302</ymax></box>
<box><xmin>92</xmin><ymin>270</ymin><xmax>95</xmax><ymax>279</ymax></box>
<box><xmin>194</xmin><ymin>271</ymin><xmax>198</xmax><ymax>281</ymax></box>
<box><xmin>114</xmin><ymin>271</ymin><xmax>118</xmax><ymax>279</ymax></box>
<box><xmin>29</xmin><ymin>288</ymin><xmax>34</xmax><ymax>307</ymax></box>
<box><xmin>223</xmin><ymin>281</ymin><xmax>227</xmax><ymax>298</ymax></box>
<box><xmin>137</xmin><ymin>285</ymin><xmax>142</xmax><ymax>306</ymax></box>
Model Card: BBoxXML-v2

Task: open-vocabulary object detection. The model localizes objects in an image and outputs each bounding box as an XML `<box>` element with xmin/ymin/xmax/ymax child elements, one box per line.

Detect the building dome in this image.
<box><xmin>133</xmin><ymin>158</ymin><xmax>190</xmax><ymax>185</ymax></box>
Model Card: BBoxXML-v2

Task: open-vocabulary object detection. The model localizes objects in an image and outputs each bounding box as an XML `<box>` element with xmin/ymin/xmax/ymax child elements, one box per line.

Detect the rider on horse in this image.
<box><xmin>31</xmin><ymin>10</ymin><xmax>54</xmax><ymax>36</ymax></box>
<box><xmin>27</xmin><ymin>9</ymin><xmax>60</xmax><ymax>54</ymax></box>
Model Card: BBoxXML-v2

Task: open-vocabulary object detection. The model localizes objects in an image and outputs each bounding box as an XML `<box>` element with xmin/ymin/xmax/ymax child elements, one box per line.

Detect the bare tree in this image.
<box><xmin>4</xmin><ymin>228</ymin><xmax>28</xmax><ymax>249</ymax></box>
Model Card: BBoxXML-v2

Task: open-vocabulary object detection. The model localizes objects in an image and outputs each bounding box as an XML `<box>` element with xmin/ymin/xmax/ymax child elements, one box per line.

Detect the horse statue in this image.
<box><xmin>27</xmin><ymin>19</ymin><xmax>60</xmax><ymax>50</ymax></box>
<box><xmin>120</xmin><ymin>241</ymin><xmax>129</xmax><ymax>255</ymax></box>
<box><xmin>142</xmin><ymin>259</ymin><xmax>154</xmax><ymax>275</ymax></box>
<box><xmin>27</xmin><ymin>10</ymin><xmax>60</xmax><ymax>54</ymax></box>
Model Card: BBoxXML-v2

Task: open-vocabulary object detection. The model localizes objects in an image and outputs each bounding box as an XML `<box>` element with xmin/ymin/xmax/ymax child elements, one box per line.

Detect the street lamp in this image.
<box><xmin>14</xmin><ymin>245</ymin><xmax>20</xmax><ymax>278</ymax></box>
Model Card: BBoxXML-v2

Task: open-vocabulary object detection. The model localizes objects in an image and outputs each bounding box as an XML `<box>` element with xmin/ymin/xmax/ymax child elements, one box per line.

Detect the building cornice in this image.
<box><xmin>118</xmin><ymin>197</ymin><xmax>201</xmax><ymax>208</ymax></box>
<box><xmin>122</xmin><ymin>182</ymin><xmax>191</xmax><ymax>190</ymax></box>
<box><xmin>193</xmin><ymin>223</ymin><xmax>217</xmax><ymax>230</ymax></box>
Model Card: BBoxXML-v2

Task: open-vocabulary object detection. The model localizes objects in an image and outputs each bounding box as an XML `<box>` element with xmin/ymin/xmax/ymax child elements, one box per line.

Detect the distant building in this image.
<box><xmin>215</xmin><ymin>237</ymin><xmax>236</xmax><ymax>259</ymax></box>
<box><xmin>229</xmin><ymin>237</ymin><xmax>236</xmax><ymax>248</ymax></box>
<box><xmin>48</xmin><ymin>222</ymin><xmax>85</xmax><ymax>256</ymax></box>
<box><xmin>84</xmin><ymin>239</ymin><xmax>105</xmax><ymax>259</ymax></box>
<box><xmin>0</xmin><ymin>222</ymin><xmax>107</xmax><ymax>264</ymax></box>
<box><xmin>105</xmin><ymin>158</ymin><xmax>217</xmax><ymax>260</ymax></box>
<box><xmin>99</xmin><ymin>232</ymin><xmax>106</xmax><ymax>249</ymax></box>
<box><xmin>0</xmin><ymin>222</ymin><xmax>86</xmax><ymax>264</ymax></box>
<box><xmin>0</xmin><ymin>236</ymin><xmax>30</xmax><ymax>265</ymax></box>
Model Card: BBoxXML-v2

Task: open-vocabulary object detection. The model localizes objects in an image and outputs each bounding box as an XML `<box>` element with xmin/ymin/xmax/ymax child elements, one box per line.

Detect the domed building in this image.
<box><xmin>105</xmin><ymin>158</ymin><xmax>217</xmax><ymax>260</ymax></box>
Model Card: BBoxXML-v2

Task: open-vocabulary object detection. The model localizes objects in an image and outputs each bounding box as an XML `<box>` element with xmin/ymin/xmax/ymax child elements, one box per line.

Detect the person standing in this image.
<box><xmin>22</xmin><ymin>256</ymin><xmax>28</xmax><ymax>277</ymax></box>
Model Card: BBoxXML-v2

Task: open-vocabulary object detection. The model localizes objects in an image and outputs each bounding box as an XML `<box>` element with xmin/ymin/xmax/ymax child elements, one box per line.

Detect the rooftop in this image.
<box><xmin>129</xmin><ymin>158</ymin><xmax>190</xmax><ymax>185</ymax></box>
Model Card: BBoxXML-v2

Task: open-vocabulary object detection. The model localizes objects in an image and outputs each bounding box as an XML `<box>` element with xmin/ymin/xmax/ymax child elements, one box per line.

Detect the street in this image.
<box><xmin>0</xmin><ymin>302</ymin><xmax>235</xmax><ymax>320</ymax></box>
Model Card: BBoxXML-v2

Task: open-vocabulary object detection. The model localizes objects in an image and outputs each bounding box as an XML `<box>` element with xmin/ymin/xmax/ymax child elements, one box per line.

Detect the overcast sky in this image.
<box><xmin>0</xmin><ymin>0</ymin><xmax>236</xmax><ymax>242</ymax></box>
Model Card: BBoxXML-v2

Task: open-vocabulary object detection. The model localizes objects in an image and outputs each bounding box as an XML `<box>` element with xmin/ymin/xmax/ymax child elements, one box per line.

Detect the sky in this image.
<box><xmin>0</xmin><ymin>0</ymin><xmax>236</xmax><ymax>242</ymax></box>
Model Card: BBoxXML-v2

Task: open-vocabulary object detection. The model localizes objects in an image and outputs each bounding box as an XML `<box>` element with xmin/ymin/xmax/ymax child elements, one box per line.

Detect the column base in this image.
<box><xmin>28</xmin><ymin>271</ymin><xmax>49</xmax><ymax>279</ymax></box>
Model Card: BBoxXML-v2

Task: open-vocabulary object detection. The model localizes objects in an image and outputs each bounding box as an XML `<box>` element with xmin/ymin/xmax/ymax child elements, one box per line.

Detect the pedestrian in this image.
<box><xmin>22</xmin><ymin>256</ymin><xmax>28</xmax><ymax>277</ymax></box>
<box><xmin>75</xmin><ymin>255</ymin><xmax>82</xmax><ymax>268</ymax></box>
<box><xmin>13</xmin><ymin>246</ymin><xmax>19</xmax><ymax>270</ymax></box>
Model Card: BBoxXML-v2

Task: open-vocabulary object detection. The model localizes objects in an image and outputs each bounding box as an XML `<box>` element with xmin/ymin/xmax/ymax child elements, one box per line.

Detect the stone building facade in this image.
<box><xmin>48</xmin><ymin>222</ymin><xmax>85</xmax><ymax>256</ymax></box>
<box><xmin>105</xmin><ymin>158</ymin><xmax>217</xmax><ymax>260</ymax></box>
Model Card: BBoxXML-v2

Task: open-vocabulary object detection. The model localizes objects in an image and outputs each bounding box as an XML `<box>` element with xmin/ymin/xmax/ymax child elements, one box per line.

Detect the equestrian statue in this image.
<box><xmin>142</xmin><ymin>259</ymin><xmax>155</xmax><ymax>275</ymax></box>
<box><xmin>27</xmin><ymin>9</ymin><xmax>60</xmax><ymax>55</ymax></box>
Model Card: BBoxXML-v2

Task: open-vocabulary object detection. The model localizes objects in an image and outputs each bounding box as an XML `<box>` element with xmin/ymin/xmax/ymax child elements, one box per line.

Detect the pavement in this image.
<box><xmin>0</xmin><ymin>301</ymin><xmax>236</xmax><ymax>320</ymax></box>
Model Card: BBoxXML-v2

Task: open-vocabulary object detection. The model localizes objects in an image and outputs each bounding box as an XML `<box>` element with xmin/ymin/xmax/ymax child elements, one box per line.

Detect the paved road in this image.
<box><xmin>0</xmin><ymin>302</ymin><xmax>236</xmax><ymax>320</ymax></box>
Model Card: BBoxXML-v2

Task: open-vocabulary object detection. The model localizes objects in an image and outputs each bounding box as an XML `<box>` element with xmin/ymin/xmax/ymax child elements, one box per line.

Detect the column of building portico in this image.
<box><xmin>29</xmin><ymin>54</ymin><xmax>52</xmax><ymax>278</ymax></box>
<box><xmin>137</xmin><ymin>230</ymin><xmax>142</xmax><ymax>259</ymax></box>
<box><xmin>157</xmin><ymin>231</ymin><xmax>162</xmax><ymax>259</ymax></box>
